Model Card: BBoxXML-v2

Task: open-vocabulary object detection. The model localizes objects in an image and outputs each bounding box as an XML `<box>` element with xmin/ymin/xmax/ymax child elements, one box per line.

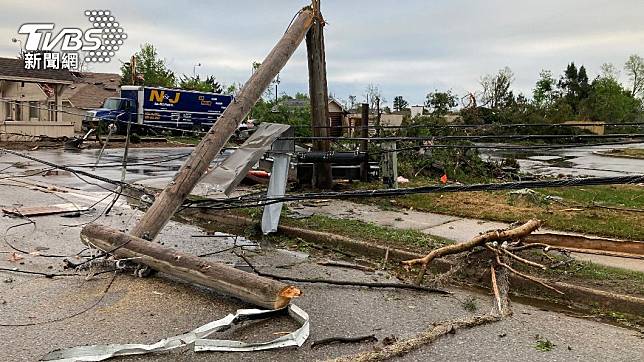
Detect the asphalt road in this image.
<box><xmin>480</xmin><ymin>142</ymin><xmax>644</xmax><ymax>177</ymax></box>
<box><xmin>0</xmin><ymin>165</ymin><xmax>642</xmax><ymax>361</ymax></box>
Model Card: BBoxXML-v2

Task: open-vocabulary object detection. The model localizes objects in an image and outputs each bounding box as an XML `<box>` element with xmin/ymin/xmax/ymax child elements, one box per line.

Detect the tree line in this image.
<box><xmin>385</xmin><ymin>55</ymin><xmax>644</xmax><ymax>125</ymax></box>
<box><xmin>120</xmin><ymin>43</ymin><xmax>644</xmax><ymax>128</ymax></box>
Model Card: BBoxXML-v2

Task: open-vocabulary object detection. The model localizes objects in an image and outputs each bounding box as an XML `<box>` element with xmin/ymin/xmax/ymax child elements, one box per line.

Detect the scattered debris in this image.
<box><xmin>2</xmin><ymin>203</ymin><xmax>88</xmax><ymax>217</ymax></box>
<box><xmin>7</xmin><ymin>252</ymin><xmax>23</xmax><ymax>262</ymax></box>
<box><xmin>317</xmin><ymin>259</ymin><xmax>375</xmax><ymax>272</ymax></box>
<box><xmin>311</xmin><ymin>334</ymin><xmax>377</xmax><ymax>349</ymax></box>
<box><xmin>396</xmin><ymin>176</ymin><xmax>409</xmax><ymax>184</ymax></box>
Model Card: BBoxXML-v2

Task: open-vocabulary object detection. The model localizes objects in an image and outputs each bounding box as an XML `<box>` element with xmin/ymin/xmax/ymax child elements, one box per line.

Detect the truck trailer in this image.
<box><xmin>85</xmin><ymin>86</ymin><xmax>234</xmax><ymax>133</ymax></box>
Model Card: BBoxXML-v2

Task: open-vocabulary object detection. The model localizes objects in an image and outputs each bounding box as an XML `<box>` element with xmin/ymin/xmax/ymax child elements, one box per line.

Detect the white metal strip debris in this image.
<box><xmin>41</xmin><ymin>304</ymin><xmax>309</xmax><ymax>361</ymax></box>
<box><xmin>261</xmin><ymin>128</ymin><xmax>294</xmax><ymax>235</ymax></box>
<box><xmin>199</xmin><ymin>123</ymin><xmax>291</xmax><ymax>196</ymax></box>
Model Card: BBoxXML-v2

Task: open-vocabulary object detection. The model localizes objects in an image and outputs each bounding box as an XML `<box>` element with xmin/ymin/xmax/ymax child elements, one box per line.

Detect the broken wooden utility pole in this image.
<box><xmin>129</xmin><ymin>8</ymin><xmax>314</xmax><ymax>242</ymax></box>
<box><xmin>81</xmin><ymin>224</ymin><xmax>300</xmax><ymax>309</ymax></box>
<box><xmin>360</xmin><ymin>103</ymin><xmax>370</xmax><ymax>182</ymax></box>
<box><xmin>80</xmin><ymin>7</ymin><xmax>315</xmax><ymax>309</ymax></box>
<box><xmin>307</xmin><ymin>0</ymin><xmax>333</xmax><ymax>189</ymax></box>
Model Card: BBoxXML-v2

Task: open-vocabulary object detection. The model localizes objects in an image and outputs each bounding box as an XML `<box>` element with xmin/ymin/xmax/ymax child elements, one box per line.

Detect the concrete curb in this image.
<box><xmin>182</xmin><ymin>209</ymin><xmax>644</xmax><ymax>317</ymax></box>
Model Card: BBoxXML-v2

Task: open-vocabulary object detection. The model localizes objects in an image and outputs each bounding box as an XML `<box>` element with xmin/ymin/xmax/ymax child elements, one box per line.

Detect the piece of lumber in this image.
<box><xmin>2</xmin><ymin>203</ymin><xmax>89</xmax><ymax>217</ymax></box>
<box><xmin>128</xmin><ymin>8</ymin><xmax>315</xmax><ymax>241</ymax></box>
<box><xmin>80</xmin><ymin>224</ymin><xmax>300</xmax><ymax>309</ymax></box>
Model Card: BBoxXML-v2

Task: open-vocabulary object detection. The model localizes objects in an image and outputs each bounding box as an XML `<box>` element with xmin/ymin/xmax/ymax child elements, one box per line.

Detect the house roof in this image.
<box><xmin>0</xmin><ymin>57</ymin><xmax>75</xmax><ymax>84</ymax></box>
<box><xmin>63</xmin><ymin>72</ymin><xmax>121</xmax><ymax>109</ymax></box>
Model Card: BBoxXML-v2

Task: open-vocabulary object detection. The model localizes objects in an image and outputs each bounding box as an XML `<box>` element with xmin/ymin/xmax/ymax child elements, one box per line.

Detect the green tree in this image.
<box><xmin>624</xmin><ymin>54</ymin><xmax>644</xmax><ymax>97</ymax></box>
<box><xmin>533</xmin><ymin>70</ymin><xmax>558</xmax><ymax>107</ymax></box>
<box><xmin>120</xmin><ymin>43</ymin><xmax>175</xmax><ymax>87</ymax></box>
<box><xmin>426</xmin><ymin>90</ymin><xmax>458</xmax><ymax>115</ymax></box>
<box><xmin>393</xmin><ymin>96</ymin><xmax>409</xmax><ymax>111</ymax></box>
<box><xmin>582</xmin><ymin>77</ymin><xmax>642</xmax><ymax>123</ymax></box>
<box><xmin>558</xmin><ymin>62</ymin><xmax>590</xmax><ymax>113</ymax></box>
<box><xmin>178</xmin><ymin>75</ymin><xmax>223</xmax><ymax>93</ymax></box>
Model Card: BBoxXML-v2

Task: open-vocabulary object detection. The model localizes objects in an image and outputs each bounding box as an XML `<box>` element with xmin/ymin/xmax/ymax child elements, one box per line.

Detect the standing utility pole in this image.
<box><xmin>360</xmin><ymin>103</ymin><xmax>370</xmax><ymax>182</ymax></box>
<box><xmin>306</xmin><ymin>0</ymin><xmax>333</xmax><ymax>189</ymax></box>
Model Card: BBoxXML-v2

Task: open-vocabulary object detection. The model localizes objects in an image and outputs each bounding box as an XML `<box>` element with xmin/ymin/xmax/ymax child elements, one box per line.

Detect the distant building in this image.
<box><xmin>410</xmin><ymin>105</ymin><xmax>426</xmax><ymax>118</ymax></box>
<box><xmin>328</xmin><ymin>97</ymin><xmax>348</xmax><ymax>137</ymax></box>
<box><xmin>0</xmin><ymin>56</ymin><xmax>75</xmax><ymax>140</ymax></box>
<box><xmin>0</xmin><ymin>56</ymin><xmax>120</xmax><ymax>140</ymax></box>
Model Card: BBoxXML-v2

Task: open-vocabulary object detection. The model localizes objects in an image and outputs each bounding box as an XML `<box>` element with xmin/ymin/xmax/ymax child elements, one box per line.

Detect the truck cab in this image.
<box><xmin>84</xmin><ymin>96</ymin><xmax>136</xmax><ymax>132</ymax></box>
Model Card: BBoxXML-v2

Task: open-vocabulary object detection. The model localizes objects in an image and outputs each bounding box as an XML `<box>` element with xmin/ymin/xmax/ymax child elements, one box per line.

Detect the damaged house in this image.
<box><xmin>0</xmin><ymin>56</ymin><xmax>119</xmax><ymax>140</ymax></box>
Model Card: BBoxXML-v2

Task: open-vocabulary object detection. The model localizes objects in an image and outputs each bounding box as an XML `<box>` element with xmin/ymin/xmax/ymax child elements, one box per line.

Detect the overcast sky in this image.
<box><xmin>2</xmin><ymin>0</ymin><xmax>644</xmax><ymax>105</ymax></box>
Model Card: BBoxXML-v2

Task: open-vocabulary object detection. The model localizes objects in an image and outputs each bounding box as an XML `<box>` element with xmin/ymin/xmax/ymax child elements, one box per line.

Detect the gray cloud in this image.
<box><xmin>2</xmin><ymin>0</ymin><xmax>643</xmax><ymax>105</ymax></box>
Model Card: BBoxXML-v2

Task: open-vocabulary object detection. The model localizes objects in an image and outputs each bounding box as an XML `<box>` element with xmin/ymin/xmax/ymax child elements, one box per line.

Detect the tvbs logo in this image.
<box><xmin>18</xmin><ymin>10</ymin><xmax>127</xmax><ymax>69</ymax></box>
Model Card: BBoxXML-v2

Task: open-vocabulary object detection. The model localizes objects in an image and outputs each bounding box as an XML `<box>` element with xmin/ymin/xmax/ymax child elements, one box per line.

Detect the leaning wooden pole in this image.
<box><xmin>127</xmin><ymin>8</ymin><xmax>315</xmax><ymax>241</ymax></box>
<box><xmin>307</xmin><ymin>1</ymin><xmax>333</xmax><ymax>189</ymax></box>
<box><xmin>81</xmin><ymin>224</ymin><xmax>300</xmax><ymax>309</ymax></box>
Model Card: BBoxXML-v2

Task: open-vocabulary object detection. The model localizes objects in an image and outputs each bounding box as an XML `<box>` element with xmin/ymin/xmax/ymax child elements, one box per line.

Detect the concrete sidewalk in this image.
<box><xmin>289</xmin><ymin>200</ymin><xmax>644</xmax><ymax>273</ymax></box>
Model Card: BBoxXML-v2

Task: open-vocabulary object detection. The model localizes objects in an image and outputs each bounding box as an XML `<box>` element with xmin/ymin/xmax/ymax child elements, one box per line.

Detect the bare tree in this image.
<box><xmin>600</xmin><ymin>62</ymin><xmax>620</xmax><ymax>81</ymax></box>
<box><xmin>363</xmin><ymin>84</ymin><xmax>386</xmax><ymax>112</ymax></box>
<box><xmin>480</xmin><ymin>66</ymin><xmax>514</xmax><ymax>109</ymax></box>
<box><xmin>624</xmin><ymin>54</ymin><xmax>644</xmax><ymax>97</ymax></box>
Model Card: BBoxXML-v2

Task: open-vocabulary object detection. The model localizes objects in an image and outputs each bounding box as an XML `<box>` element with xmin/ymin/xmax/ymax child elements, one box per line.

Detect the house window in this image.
<box><xmin>15</xmin><ymin>102</ymin><xmax>21</xmax><ymax>121</ymax></box>
<box><xmin>3</xmin><ymin>102</ymin><xmax>10</xmax><ymax>121</ymax></box>
<box><xmin>48</xmin><ymin>101</ymin><xmax>56</xmax><ymax>121</ymax></box>
<box><xmin>29</xmin><ymin>101</ymin><xmax>39</xmax><ymax>120</ymax></box>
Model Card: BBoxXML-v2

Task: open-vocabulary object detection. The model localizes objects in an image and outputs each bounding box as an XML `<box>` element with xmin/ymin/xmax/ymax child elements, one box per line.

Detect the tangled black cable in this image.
<box><xmin>187</xmin><ymin>174</ymin><xmax>644</xmax><ymax>210</ymax></box>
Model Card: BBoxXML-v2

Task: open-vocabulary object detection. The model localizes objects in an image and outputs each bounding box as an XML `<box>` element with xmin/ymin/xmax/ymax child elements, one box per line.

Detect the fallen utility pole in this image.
<box><xmin>80</xmin><ymin>7</ymin><xmax>315</xmax><ymax>309</ymax></box>
<box><xmin>307</xmin><ymin>0</ymin><xmax>333</xmax><ymax>189</ymax></box>
<box><xmin>128</xmin><ymin>8</ymin><xmax>314</xmax><ymax>241</ymax></box>
<box><xmin>81</xmin><ymin>224</ymin><xmax>300</xmax><ymax>309</ymax></box>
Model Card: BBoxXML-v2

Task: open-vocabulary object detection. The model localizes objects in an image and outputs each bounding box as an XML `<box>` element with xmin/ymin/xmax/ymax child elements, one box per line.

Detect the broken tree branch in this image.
<box><xmin>494</xmin><ymin>252</ymin><xmax>564</xmax><ymax>295</ymax></box>
<box><xmin>403</xmin><ymin>219</ymin><xmax>541</xmax><ymax>284</ymax></box>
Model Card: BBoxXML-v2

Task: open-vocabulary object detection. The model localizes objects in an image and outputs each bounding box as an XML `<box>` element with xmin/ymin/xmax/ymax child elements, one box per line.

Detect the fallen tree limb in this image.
<box><xmin>236</xmin><ymin>252</ymin><xmax>449</xmax><ymax>294</ymax></box>
<box><xmin>403</xmin><ymin>219</ymin><xmax>542</xmax><ymax>284</ymax></box>
<box><xmin>329</xmin><ymin>314</ymin><xmax>500</xmax><ymax>362</ymax></box>
<box><xmin>80</xmin><ymin>224</ymin><xmax>300</xmax><ymax>309</ymax></box>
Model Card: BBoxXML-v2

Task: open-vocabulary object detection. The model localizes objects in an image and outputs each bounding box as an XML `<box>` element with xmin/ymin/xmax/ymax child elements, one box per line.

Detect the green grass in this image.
<box><xmin>534</xmin><ymin>337</ymin><xmax>555</xmax><ymax>352</ymax></box>
<box><xmin>166</xmin><ymin>136</ymin><xmax>201</xmax><ymax>145</ymax></box>
<box><xmin>351</xmin><ymin>184</ymin><xmax>644</xmax><ymax>240</ymax></box>
<box><xmin>461</xmin><ymin>296</ymin><xmax>479</xmax><ymax>313</ymax></box>
<box><xmin>602</xmin><ymin>148</ymin><xmax>644</xmax><ymax>159</ymax></box>
<box><xmin>284</xmin><ymin>214</ymin><xmax>449</xmax><ymax>250</ymax></box>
